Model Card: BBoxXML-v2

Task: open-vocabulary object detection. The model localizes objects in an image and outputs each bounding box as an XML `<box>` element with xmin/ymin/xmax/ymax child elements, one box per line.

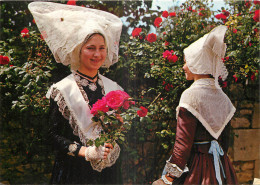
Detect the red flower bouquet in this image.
<box><xmin>89</xmin><ymin>90</ymin><xmax>148</xmax><ymax>147</ymax></box>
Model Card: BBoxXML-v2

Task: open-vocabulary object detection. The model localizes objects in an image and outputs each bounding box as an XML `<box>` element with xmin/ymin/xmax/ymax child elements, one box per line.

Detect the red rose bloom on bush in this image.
<box><xmin>162</xmin><ymin>11</ymin><xmax>169</xmax><ymax>18</ymax></box>
<box><xmin>233</xmin><ymin>29</ymin><xmax>238</xmax><ymax>33</ymax></box>
<box><xmin>21</xmin><ymin>28</ymin><xmax>29</xmax><ymax>38</ymax></box>
<box><xmin>67</xmin><ymin>0</ymin><xmax>77</xmax><ymax>5</ymax></box>
<box><xmin>137</xmin><ymin>106</ymin><xmax>148</xmax><ymax>117</ymax></box>
<box><xmin>254</xmin><ymin>0</ymin><xmax>260</xmax><ymax>5</ymax></box>
<box><xmin>90</xmin><ymin>98</ymin><xmax>109</xmax><ymax>115</ymax></box>
<box><xmin>147</xmin><ymin>33</ymin><xmax>157</xmax><ymax>43</ymax></box>
<box><xmin>215</xmin><ymin>14</ymin><xmax>227</xmax><ymax>20</ymax></box>
<box><xmin>253</xmin><ymin>10</ymin><xmax>260</xmax><ymax>22</ymax></box>
<box><xmin>0</xmin><ymin>55</ymin><xmax>10</xmax><ymax>65</ymax></box>
<box><xmin>154</xmin><ymin>17</ymin><xmax>162</xmax><ymax>27</ymax></box>
<box><xmin>222</xmin><ymin>10</ymin><xmax>230</xmax><ymax>17</ymax></box>
<box><xmin>132</xmin><ymin>28</ymin><xmax>142</xmax><ymax>38</ymax></box>
<box><xmin>187</xmin><ymin>6</ymin><xmax>192</xmax><ymax>11</ymax></box>
<box><xmin>169</xmin><ymin>12</ymin><xmax>176</xmax><ymax>17</ymax></box>
<box><xmin>168</xmin><ymin>54</ymin><xmax>178</xmax><ymax>63</ymax></box>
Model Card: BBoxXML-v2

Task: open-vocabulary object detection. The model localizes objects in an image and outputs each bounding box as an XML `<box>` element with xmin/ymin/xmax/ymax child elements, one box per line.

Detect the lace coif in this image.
<box><xmin>28</xmin><ymin>2</ymin><xmax>122</xmax><ymax>70</ymax></box>
<box><xmin>184</xmin><ymin>25</ymin><xmax>228</xmax><ymax>87</ymax></box>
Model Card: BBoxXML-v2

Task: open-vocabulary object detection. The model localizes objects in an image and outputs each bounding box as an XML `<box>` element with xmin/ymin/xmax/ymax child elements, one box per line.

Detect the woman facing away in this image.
<box><xmin>153</xmin><ymin>25</ymin><xmax>239</xmax><ymax>185</ymax></box>
<box><xmin>29</xmin><ymin>2</ymin><xmax>124</xmax><ymax>184</ymax></box>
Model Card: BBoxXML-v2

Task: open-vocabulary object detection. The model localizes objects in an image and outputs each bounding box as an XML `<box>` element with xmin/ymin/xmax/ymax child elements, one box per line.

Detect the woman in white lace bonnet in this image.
<box><xmin>28</xmin><ymin>2</ymin><xmax>123</xmax><ymax>184</ymax></box>
<box><xmin>153</xmin><ymin>25</ymin><xmax>239</xmax><ymax>185</ymax></box>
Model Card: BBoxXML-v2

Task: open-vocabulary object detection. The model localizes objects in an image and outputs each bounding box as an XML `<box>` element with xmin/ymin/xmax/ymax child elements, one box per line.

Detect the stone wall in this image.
<box><xmin>228</xmin><ymin>82</ymin><xmax>260</xmax><ymax>184</ymax></box>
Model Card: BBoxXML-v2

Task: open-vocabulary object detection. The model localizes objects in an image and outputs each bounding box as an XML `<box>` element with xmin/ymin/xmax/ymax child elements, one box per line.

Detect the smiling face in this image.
<box><xmin>79</xmin><ymin>33</ymin><xmax>107</xmax><ymax>76</ymax></box>
<box><xmin>183</xmin><ymin>57</ymin><xmax>196</xmax><ymax>81</ymax></box>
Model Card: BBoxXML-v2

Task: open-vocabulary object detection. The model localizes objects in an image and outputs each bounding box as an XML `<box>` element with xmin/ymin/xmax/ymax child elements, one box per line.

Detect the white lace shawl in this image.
<box><xmin>46</xmin><ymin>73</ymin><xmax>123</xmax><ymax>144</ymax></box>
<box><xmin>176</xmin><ymin>78</ymin><xmax>236</xmax><ymax>139</ymax></box>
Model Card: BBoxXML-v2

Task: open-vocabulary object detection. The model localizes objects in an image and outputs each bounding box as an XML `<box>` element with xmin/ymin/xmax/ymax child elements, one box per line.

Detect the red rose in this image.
<box><xmin>168</xmin><ymin>54</ymin><xmax>178</xmax><ymax>63</ymax></box>
<box><xmin>233</xmin><ymin>29</ymin><xmax>238</xmax><ymax>33</ymax></box>
<box><xmin>251</xmin><ymin>73</ymin><xmax>256</xmax><ymax>81</ymax></box>
<box><xmin>169</xmin><ymin>12</ymin><xmax>176</xmax><ymax>17</ymax></box>
<box><xmin>164</xmin><ymin>41</ymin><xmax>169</xmax><ymax>46</ymax></box>
<box><xmin>0</xmin><ymin>55</ymin><xmax>10</xmax><ymax>65</ymax></box>
<box><xmin>254</xmin><ymin>28</ymin><xmax>259</xmax><ymax>33</ymax></box>
<box><xmin>137</xmin><ymin>106</ymin><xmax>148</xmax><ymax>117</ymax></box>
<box><xmin>254</xmin><ymin>0</ymin><xmax>260</xmax><ymax>5</ymax></box>
<box><xmin>187</xmin><ymin>6</ymin><xmax>192</xmax><ymax>11</ymax></box>
<box><xmin>253</xmin><ymin>10</ymin><xmax>260</xmax><ymax>22</ymax></box>
<box><xmin>164</xmin><ymin>84</ymin><xmax>173</xmax><ymax>91</ymax></box>
<box><xmin>225</xmin><ymin>56</ymin><xmax>229</xmax><ymax>60</ymax></box>
<box><xmin>154</xmin><ymin>17</ymin><xmax>162</xmax><ymax>27</ymax></box>
<box><xmin>163</xmin><ymin>50</ymin><xmax>172</xmax><ymax>58</ymax></box>
<box><xmin>162</xmin><ymin>11</ymin><xmax>169</xmax><ymax>18</ymax></box>
<box><xmin>147</xmin><ymin>33</ymin><xmax>157</xmax><ymax>43</ymax></box>
<box><xmin>21</xmin><ymin>28</ymin><xmax>29</xmax><ymax>38</ymax></box>
<box><xmin>90</xmin><ymin>98</ymin><xmax>109</xmax><ymax>115</ymax></box>
<box><xmin>199</xmin><ymin>12</ymin><xmax>205</xmax><ymax>16</ymax></box>
<box><xmin>67</xmin><ymin>0</ymin><xmax>77</xmax><ymax>5</ymax></box>
<box><xmin>233</xmin><ymin>75</ymin><xmax>238</xmax><ymax>82</ymax></box>
<box><xmin>192</xmin><ymin>9</ymin><xmax>197</xmax><ymax>12</ymax></box>
<box><xmin>132</xmin><ymin>27</ymin><xmax>142</xmax><ymax>38</ymax></box>
<box><xmin>222</xmin><ymin>10</ymin><xmax>230</xmax><ymax>17</ymax></box>
<box><xmin>222</xmin><ymin>81</ymin><xmax>227</xmax><ymax>88</ymax></box>
<box><xmin>215</xmin><ymin>14</ymin><xmax>227</xmax><ymax>20</ymax></box>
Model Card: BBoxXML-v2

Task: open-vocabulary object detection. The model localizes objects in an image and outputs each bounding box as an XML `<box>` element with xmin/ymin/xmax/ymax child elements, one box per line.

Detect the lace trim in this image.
<box><xmin>90</xmin><ymin>143</ymin><xmax>121</xmax><ymax>172</ymax></box>
<box><xmin>165</xmin><ymin>160</ymin><xmax>189</xmax><ymax>178</ymax></box>
<box><xmin>50</xmin><ymin>87</ymin><xmax>90</xmax><ymax>146</ymax></box>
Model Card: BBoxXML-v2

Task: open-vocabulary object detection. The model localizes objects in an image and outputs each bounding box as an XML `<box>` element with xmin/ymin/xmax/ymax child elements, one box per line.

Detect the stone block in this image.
<box><xmin>241</xmin><ymin>161</ymin><xmax>254</xmax><ymax>171</ymax></box>
<box><xmin>237</xmin><ymin>170</ymin><xmax>254</xmax><ymax>183</ymax></box>
<box><xmin>240</xmin><ymin>101</ymin><xmax>254</xmax><ymax>109</ymax></box>
<box><xmin>253</xmin><ymin>103</ymin><xmax>260</xmax><ymax>129</ymax></box>
<box><xmin>240</xmin><ymin>109</ymin><xmax>253</xmax><ymax>115</ymax></box>
<box><xmin>231</xmin><ymin>117</ymin><xmax>250</xmax><ymax>128</ymax></box>
<box><xmin>233</xmin><ymin>129</ymin><xmax>260</xmax><ymax>161</ymax></box>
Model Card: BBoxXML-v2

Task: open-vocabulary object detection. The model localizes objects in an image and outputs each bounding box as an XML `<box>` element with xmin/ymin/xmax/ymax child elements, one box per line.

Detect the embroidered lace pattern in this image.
<box><xmin>90</xmin><ymin>143</ymin><xmax>121</xmax><ymax>172</ymax></box>
<box><xmin>176</xmin><ymin>78</ymin><xmax>236</xmax><ymax>139</ymax></box>
<box><xmin>165</xmin><ymin>160</ymin><xmax>189</xmax><ymax>178</ymax></box>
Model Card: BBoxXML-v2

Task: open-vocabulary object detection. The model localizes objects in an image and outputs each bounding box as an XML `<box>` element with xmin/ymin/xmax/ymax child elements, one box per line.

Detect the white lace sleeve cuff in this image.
<box><xmin>90</xmin><ymin>143</ymin><xmax>121</xmax><ymax>172</ymax></box>
<box><xmin>165</xmin><ymin>160</ymin><xmax>189</xmax><ymax>178</ymax></box>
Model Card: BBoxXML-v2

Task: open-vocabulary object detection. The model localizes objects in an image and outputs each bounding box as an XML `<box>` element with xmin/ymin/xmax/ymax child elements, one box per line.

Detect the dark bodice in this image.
<box><xmin>47</xmin><ymin>73</ymin><xmax>122</xmax><ymax>184</ymax></box>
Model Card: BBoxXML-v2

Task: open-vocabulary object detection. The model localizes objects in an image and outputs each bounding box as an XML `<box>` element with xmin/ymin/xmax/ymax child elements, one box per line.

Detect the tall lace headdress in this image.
<box><xmin>178</xmin><ymin>26</ymin><xmax>236</xmax><ymax>139</ymax></box>
<box><xmin>28</xmin><ymin>2</ymin><xmax>123</xmax><ymax>70</ymax></box>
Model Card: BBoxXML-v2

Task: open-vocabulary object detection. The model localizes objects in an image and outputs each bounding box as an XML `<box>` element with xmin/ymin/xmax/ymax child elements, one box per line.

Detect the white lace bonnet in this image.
<box><xmin>183</xmin><ymin>25</ymin><xmax>228</xmax><ymax>87</ymax></box>
<box><xmin>28</xmin><ymin>2</ymin><xmax>123</xmax><ymax>70</ymax></box>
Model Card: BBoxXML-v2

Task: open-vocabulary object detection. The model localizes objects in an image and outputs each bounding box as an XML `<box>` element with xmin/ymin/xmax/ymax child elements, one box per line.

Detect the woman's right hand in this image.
<box><xmin>79</xmin><ymin>143</ymin><xmax>114</xmax><ymax>161</ymax></box>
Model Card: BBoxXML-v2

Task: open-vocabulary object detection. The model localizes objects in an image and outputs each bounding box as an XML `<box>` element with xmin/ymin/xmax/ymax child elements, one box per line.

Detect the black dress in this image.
<box><xmin>48</xmin><ymin>72</ymin><xmax>122</xmax><ymax>184</ymax></box>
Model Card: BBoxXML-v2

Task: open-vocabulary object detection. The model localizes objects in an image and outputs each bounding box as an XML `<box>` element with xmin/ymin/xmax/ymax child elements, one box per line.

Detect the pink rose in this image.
<box><xmin>91</xmin><ymin>98</ymin><xmax>109</xmax><ymax>115</ymax></box>
<box><xmin>137</xmin><ymin>106</ymin><xmax>148</xmax><ymax>117</ymax></box>
<box><xmin>105</xmin><ymin>90</ymin><xmax>130</xmax><ymax>110</ymax></box>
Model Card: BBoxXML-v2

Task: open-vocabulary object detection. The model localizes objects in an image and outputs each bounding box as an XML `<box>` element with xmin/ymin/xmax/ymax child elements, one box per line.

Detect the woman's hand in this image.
<box><xmin>78</xmin><ymin>143</ymin><xmax>114</xmax><ymax>161</ymax></box>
